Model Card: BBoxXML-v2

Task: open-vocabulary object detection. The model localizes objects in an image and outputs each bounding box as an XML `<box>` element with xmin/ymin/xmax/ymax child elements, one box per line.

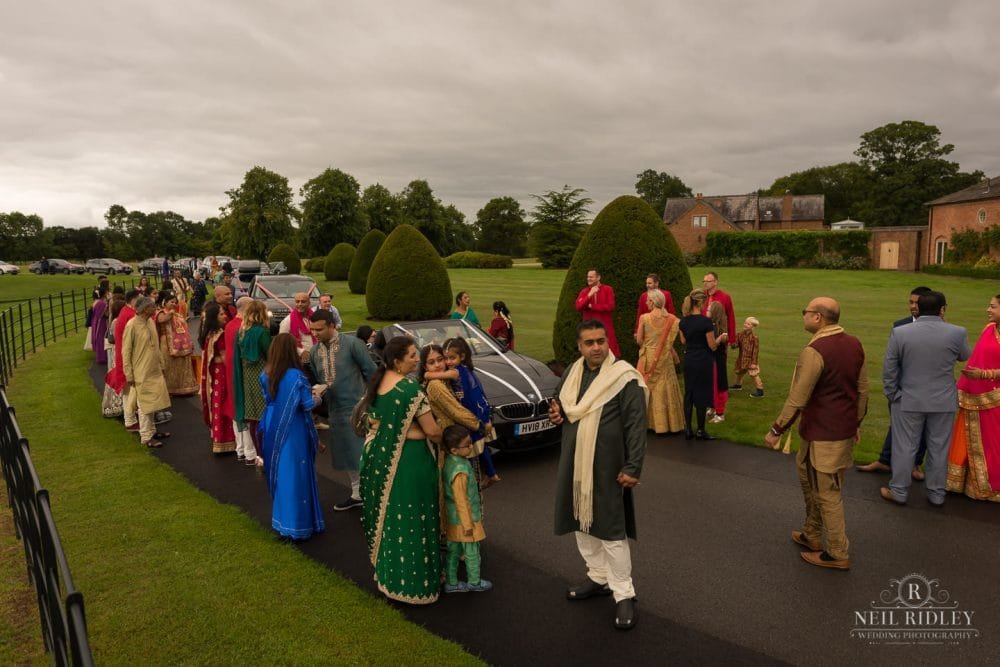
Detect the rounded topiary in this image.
<box><xmin>324</xmin><ymin>243</ymin><xmax>355</xmax><ymax>281</ymax></box>
<box><xmin>348</xmin><ymin>228</ymin><xmax>387</xmax><ymax>294</ymax></box>
<box><xmin>366</xmin><ymin>224</ymin><xmax>451</xmax><ymax>320</ymax></box>
<box><xmin>444</xmin><ymin>251</ymin><xmax>513</xmax><ymax>269</ymax></box>
<box><xmin>268</xmin><ymin>242</ymin><xmax>301</xmax><ymax>275</ymax></box>
<box><xmin>553</xmin><ymin>195</ymin><xmax>693</xmax><ymax>365</ymax></box>
<box><xmin>303</xmin><ymin>256</ymin><xmax>326</xmax><ymax>272</ymax></box>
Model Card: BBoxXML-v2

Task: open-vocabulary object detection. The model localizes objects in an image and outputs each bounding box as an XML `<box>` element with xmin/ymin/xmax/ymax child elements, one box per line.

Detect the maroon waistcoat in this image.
<box><xmin>800</xmin><ymin>333</ymin><xmax>864</xmax><ymax>441</ymax></box>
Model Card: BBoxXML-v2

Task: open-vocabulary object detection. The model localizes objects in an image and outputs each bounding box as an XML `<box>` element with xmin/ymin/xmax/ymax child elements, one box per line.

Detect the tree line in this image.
<box><xmin>1</xmin><ymin>120</ymin><xmax>982</xmax><ymax>265</ymax></box>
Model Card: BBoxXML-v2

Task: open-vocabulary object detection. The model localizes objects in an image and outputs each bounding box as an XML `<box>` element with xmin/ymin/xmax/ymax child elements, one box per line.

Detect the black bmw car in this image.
<box><xmin>249</xmin><ymin>274</ymin><xmax>320</xmax><ymax>333</ymax></box>
<box><xmin>380</xmin><ymin>319</ymin><xmax>562</xmax><ymax>453</ymax></box>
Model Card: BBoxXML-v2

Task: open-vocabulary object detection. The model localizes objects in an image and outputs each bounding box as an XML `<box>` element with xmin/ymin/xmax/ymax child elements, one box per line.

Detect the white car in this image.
<box><xmin>0</xmin><ymin>261</ymin><xmax>19</xmax><ymax>275</ymax></box>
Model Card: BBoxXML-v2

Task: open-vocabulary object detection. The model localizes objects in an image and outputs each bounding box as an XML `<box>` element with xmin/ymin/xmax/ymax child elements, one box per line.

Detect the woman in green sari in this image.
<box><xmin>233</xmin><ymin>300</ymin><xmax>272</xmax><ymax>466</ymax></box>
<box><xmin>358</xmin><ymin>334</ymin><xmax>443</xmax><ymax>604</ymax></box>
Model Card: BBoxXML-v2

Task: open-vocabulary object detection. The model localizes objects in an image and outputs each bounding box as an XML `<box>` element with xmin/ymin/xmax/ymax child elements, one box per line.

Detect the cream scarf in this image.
<box><xmin>559</xmin><ymin>353</ymin><xmax>647</xmax><ymax>533</ymax></box>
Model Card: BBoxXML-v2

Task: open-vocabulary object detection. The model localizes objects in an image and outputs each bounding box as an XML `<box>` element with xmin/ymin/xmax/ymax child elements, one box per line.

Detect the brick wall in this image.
<box><xmin>667</xmin><ymin>201</ymin><xmax>733</xmax><ymax>254</ymax></box>
<box><xmin>870</xmin><ymin>227</ymin><xmax>925</xmax><ymax>271</ymax></box>
<box><xmin>927</xmin><ymin>199</ymin><xmax>1000</xmax><ymax>264</ymax></box>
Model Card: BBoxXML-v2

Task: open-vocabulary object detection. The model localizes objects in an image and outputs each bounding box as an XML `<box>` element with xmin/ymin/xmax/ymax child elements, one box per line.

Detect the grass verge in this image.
<box><xmin>3</xmin><ymin>343</ymin><xmax>478</xmax><ymax>665</ymax></box>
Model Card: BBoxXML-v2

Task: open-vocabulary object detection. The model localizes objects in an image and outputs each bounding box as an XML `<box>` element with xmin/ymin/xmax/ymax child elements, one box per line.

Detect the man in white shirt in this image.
<box><xmin>318</xmin><ymin>293</ymin><xmax>343</xmax><ymax>329</ymax></box>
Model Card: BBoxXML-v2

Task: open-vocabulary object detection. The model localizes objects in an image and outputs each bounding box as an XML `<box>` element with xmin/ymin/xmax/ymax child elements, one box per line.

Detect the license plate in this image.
<box><xmin>514</xmin><ymin>418</ymin><xmax>555</xmax><ymax>436</ymax></box>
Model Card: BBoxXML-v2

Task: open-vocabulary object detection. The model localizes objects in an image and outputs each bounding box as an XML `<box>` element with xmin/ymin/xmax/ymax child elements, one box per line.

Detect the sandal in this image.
<box><xmin>143</xmin><ymin>439</ymin><xmax>163</xmax><ymax>448</ymax></box>
<box><xmin>153</xmin><ymin>431</ymin><xmax>171</xmax><ymax>439</ymax></box>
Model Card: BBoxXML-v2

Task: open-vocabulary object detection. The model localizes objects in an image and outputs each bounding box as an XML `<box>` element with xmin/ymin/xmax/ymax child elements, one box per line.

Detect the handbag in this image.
<box><xmin>351</xmin><ymin>397</ymin><xmax>374</xmax><ymax>437</ymax></box>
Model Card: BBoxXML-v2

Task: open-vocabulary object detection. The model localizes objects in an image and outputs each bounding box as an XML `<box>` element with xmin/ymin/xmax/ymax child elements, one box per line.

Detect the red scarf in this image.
<box><xmin>288</xmin><ymin>308</ymin><xmax>315</xmax><ymax>347</ymax></box>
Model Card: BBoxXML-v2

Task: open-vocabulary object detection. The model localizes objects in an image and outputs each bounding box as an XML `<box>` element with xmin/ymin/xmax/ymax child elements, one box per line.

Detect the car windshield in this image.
<box><xmin>389</xmin><ymin>322</ymin><xmax>502</xmax><ymax>357</ymax></box>
<box><xmin>251</xmin><ymin>278</ymin><xmax>319</xmax><ymax>299</ymax></box>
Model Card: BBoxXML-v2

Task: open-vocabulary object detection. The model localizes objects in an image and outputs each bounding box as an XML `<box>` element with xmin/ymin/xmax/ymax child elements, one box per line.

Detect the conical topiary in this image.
<box><xmin>366</xmin><ymin>224</ymin><xmax>452</xmax><ymax>320</ymax></box>
<box><xmin>348</xmin><ymin>228</ymin><xmax>387</xmax><ymax>294</ymax></box>
<box><xmin>552</xmin><ymin>195</ymin><xmax>692</xmax><ymax>365</ymax></box>
<box><xmin>267</xmin><ymin>242</ymin><xmax>301</xmax><ymax>274</ymax></box>
<box><xmin>324</xmin><ymin>243</ymin><xmax>355</xmax><ymax>281</ymax></box>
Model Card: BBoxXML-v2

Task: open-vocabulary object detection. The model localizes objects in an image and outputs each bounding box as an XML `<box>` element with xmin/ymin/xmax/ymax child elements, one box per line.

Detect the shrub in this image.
<box><xmin>324</xmin><ymin>243</ymin><xmax>355</xmax><ymax>281</ymax></box>
<box><xmin>973</xmin><ymin>255</ymin><xmax>998</xmax><ymax>269</ymax></box>
<box><xmin>843</xmin><ymin>256</ymin><xmax>870</xmax><ymax>270</ymax></box>
<box><xmin>923</xmin><ymin>263</ymin><xmax>1000</xmax><ymax>280</ymax></box>
<box><xmin>267</xmin><ymin>242</ymin><xmax>301</xmax><ymax>275</ymax></box>
<box><xmin>755</xmin><ymin>254</ymin><xmax>786</xmax><ymax>268</ymax></box>
<box><xmin>683</xmin><ymin>252</ymin><xmax>703</xmax><ymax>267</ymax></box>
<box><xmin>444</xmin><ymin>251</ymin><xmax>513</xmax><ymax>269</ymax></box>
<box><xmin>552</xmin><ymin>196</ymin><xmax>692</xmax><ymax>365</ymax></box>
<box><xmin>366</xmin><ymin>224</ymin><xmax>452</xmax><ymax>320</ymax></box>
<box><xmin>812</xmin><ymin>254</ymin><xmax>846</xmax><ymax>270</ymax></box>
<box><xmin>303</xmin><ymin>256</ymin><xmax>326</xmax><ymax>272</ymax></box>
<box><xmin>348</xmin><ymin>229</ymin><xmax>387</xmax><ymax>294</ymax></box>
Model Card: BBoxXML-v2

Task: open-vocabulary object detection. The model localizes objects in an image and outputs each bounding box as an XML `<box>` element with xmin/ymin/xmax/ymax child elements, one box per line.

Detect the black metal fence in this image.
<box><xmin>0</xmin><ymin>388</ymin><xmax>93</xmax><ymax>665</ymax></box>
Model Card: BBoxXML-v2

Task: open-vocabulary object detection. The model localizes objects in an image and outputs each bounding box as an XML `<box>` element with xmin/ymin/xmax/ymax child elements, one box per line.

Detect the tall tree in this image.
<box><xmin>299</xmin><ymin>168</ymin><xmax>366</xmax><ymax>255</ymax></box>
<box><xmin>399</xmin><ymin>179</ymin><xmax>446</xmax><ymax>254</ymax></box>
<box><xmin>475</xmin><ymin>196</ymin><xmax>529</xmax><ymax>257</ymax></box>
<box><xmin>439</xmin><ymin>204</ymin><xmax>476</xmax><ymax>255</ymax></box>
<box><xmin>529</xmin><ymin>186</ymin><xmax>592</xmax><ymax>269</ymax></box>
<box><xmin>0</xmin><ymin>211</ymin><xmax>45</xmax><ymax>260</ymax></box>
<box><xmin>634</xmin><ymin>169</ymin><xmax>693</xmax><ymax>217</ymax></box>
<box><xmin>220</xmin><ymin>166</ymin><xmax>298</xmax><ymax>259</ymax></box>
<box><xmin>360</xmin><ymin>183</ymin><xmax>401</xmax><ymax>233</ymax></box>
<box><xmin>765</xmin><ymin>162</ymin><xmax>872</xmax><ymax>223</ymax></box>
<box><xmin>854</xmin><ymin>120</ymin><xmax>983</xmax><ymax>226</ymax></box>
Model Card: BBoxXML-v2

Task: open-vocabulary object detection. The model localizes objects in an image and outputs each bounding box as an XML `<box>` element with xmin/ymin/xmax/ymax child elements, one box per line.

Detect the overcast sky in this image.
<box><xmin>2</xmin><ymin>1</ymin><xmax>998</xmax><ymax>229</ymax></box>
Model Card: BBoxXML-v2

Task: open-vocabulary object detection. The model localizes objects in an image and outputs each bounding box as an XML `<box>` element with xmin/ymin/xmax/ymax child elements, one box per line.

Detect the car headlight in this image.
<box><xmin>266</xmin><ymin>310</ymin><xmax>273</xmax><ymax>319</ymax></box>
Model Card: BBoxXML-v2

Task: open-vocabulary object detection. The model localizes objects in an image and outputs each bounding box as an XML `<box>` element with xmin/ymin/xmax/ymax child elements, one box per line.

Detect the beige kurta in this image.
<box><xmin>122</xmin><ymin>315</ymin><xmax>171</xmax><ymax>415</ymax></box>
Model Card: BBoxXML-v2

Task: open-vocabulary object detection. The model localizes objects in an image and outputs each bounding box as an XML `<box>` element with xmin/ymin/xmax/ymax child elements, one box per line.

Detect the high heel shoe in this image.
<box><xmin>685</xmin><ymin>429</ymin><xmax>695</xmax><ymax>440</ymax></box>
<box><xmin>695</xmin><ymin>430</ymin><xmax>716</xmax><ymax>441</ymax></box>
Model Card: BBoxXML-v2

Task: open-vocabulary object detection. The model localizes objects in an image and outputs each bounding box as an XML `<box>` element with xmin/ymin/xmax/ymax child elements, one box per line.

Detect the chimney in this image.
<box><xmin>782</xmin><ymin>190</ymin><xmax>793</xmax><ymax>225</ymax></box>
<box><xmin>695</xmin><ymin>193</ymin><xmax>703</xmax><ymax>199</ymax></box>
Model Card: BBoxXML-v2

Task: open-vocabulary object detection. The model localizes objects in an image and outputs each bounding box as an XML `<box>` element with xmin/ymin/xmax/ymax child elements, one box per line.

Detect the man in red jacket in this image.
<box><xmin>575</xmin><ymin>268</ymin><xmax>619</xmax><ymax>357</ymax></box>
<box><xmin>764</xmin><ymin>297</ymin><xmax>868</xmax><ymax>571</ymax></box>
<box><xmin>634</xmin><ymin>273</ymin><xmax>675</xmax><ymax>338</ymax></box>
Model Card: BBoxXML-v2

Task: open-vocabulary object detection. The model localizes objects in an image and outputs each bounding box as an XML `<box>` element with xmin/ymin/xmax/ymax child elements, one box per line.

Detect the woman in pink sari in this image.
<box><xmin>947</xmin><ymin>294</ymin><xmax>1000</xmax><ymax>502</ymax></box>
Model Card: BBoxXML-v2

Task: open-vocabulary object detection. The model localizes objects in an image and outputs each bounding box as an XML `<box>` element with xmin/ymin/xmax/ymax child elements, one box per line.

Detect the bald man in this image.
<box><xmin>279</xmin><ymin>292</ymin><xmax>315</xmax><ymax>362</ymax></box>
<box><xmin>210</xmin><ymin>285</ymin><xmax>237</xmax><ymax>320</ymax></box>
<box><xmin>764</xmin><ymin>297</ymin><xmax>868</xmax><ymax>571</ymax></box>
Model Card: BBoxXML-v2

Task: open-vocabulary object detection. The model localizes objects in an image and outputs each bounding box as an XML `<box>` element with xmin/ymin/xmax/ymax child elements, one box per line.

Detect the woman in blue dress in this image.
<box><xmin>259</xmin><ymin>333</ymin><xmax>325</xmax><ymax>540</ymax></box>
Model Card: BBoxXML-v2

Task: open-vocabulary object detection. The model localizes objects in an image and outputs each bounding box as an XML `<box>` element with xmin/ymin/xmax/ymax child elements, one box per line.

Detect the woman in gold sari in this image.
<box><xmin>636</xmin><ymin>288</ymin><xmax>685</xmax><ymax>434</ymax></box>
<box><xmin>156</xmin><ymin>291</ymin><xmax>198</xmax><ymax>396</ymax></box>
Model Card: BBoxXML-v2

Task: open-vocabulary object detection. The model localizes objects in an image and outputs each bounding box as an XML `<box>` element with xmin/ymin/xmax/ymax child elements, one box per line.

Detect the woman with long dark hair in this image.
<box><xmin>90</xmin><ymin>284</ymin><xmax>110</xmax><ymax>363</ymax></box>
<box><xmin>678</xmin><ymin>289</ymin><xmax>727</xmax><ymax>440</ymax></box>
<box><xmin>199</xmin><ymin>302</ymin><xmax>236</xmax><ymax>455</ymax></box>
<box><xmin>449</xmin><ymin>291</ymin><xmax>481</xmax><ymax>327</ymax></box>
<box><xmin>155</xmin><ymin>290</ymin><xmax>197</xmax><ymax>396</ymax></box>
<box><xmin>260</xmin><ymin>333</ymin><xmax>324</xmax><ymax>539</ymax></box>
<box><xmin>487</xmin><ymin>301</ymin><xmax>515</xmax><ymax>350</ymax></box>
<box><xmin>359</xmin><ymin>335</ymin><xmax>442</xmax><ymax>604</ymax></box>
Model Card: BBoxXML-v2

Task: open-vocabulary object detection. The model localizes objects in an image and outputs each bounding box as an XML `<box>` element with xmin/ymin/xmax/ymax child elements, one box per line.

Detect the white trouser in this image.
<box><xmin>575</xmin><ymin>532</ymin><xmax>635</xmax><ymax>602</ymax></box>
<box><xmin>138</xmin><ymin>408</ymin><xmax>155</xmax><ymax>443</ymax></box>
<box><xmin>348</xmin><ymin>470</ymin><xmax>361</xmax><ymax>500</ymax></box>
<box><xmin>123</xmin><ymin>386</ymin><xmax>138</xmax><ymax>427</ymax></box>
<box><xmin>234</xmin><ymin>420</ymin><xmax>256</xmax><ymax>460</ymax></box>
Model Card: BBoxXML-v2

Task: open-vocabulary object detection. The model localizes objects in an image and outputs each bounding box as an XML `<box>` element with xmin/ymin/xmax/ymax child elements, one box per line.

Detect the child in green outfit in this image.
<box><xmin>441</xmin><ymin>425</ymin><xmax>492</xmax><ymax>593</ymax></box>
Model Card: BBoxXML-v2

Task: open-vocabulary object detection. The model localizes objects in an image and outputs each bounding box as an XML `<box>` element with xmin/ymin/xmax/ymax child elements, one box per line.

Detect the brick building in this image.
<box><xmin>664</xmin><ymin>192</ymin><xmax>825</xmax><ymax>255</ymax></box>
<box><xmin>926</xmin><ymin>176</ymin><xmax>1000</xmax><ymax>264</ymax></box>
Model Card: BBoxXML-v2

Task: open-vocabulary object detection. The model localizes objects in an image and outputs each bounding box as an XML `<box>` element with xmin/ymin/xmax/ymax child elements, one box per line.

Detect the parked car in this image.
<box><xmin>200</xmin><ymin>256</ymin><xmax>234</xmax><ymax>276</ymax></box>
<box><xmin>170</xmin><ymin>258</ymin><xmax>197</xmax><ymax>278</ymax></box>
<box><xmin>138</xmin><ymin>257</ymin><xmax>166</xmax><ymax>276</ymax></box>
<box><xmin>379</xmin><ymin>319</ymin><xmax>562</xmax><ymax>453</ymax></box>
<box><xmin>249</xmin><ymin>274</ymin><xmax>321</xmax><ymax>333</ymax></box>
<box><xmin>85</xmin><ymin>258</ymin><xmax>133</xmax><ymax>275</ymax></box>
<box><xmin>0</xmin><ymin>261</ymin><xmax>19</xmax><ymax>275</ymax></box>
<box><xmin>29</xmin><ymin>258</ymin><xmax>86</xmax><ymax>274</ymax></box>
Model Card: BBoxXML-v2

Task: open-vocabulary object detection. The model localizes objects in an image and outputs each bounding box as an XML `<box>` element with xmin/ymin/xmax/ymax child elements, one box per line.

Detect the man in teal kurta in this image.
<box><xmin>548</xmin><ymin>319</ymin><xmax>647</xmax><ymax>631</ymax></box>
<box><xmin>309</xmin><ymin>309</ymin><xmax>376</xmax><ymax>511</ymax></box>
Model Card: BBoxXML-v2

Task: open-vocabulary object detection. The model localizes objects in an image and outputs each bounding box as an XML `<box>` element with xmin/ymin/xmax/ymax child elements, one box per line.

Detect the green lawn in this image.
<box><xmin>2</xmin><ymin>343</ymin><xmax>478</xmax><ymax>665</ymax></box>
<box><xmin>1</xmin><ymin>264</ymin><xmax>996</xmax><ymax>662</ymax></box>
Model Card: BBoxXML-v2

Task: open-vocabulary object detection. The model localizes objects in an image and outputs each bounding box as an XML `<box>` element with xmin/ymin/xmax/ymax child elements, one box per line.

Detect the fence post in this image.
<box><xmin>70</xmin><ymin>290</ymin><xmax>77</xmax><ymax>334</ymax></box>
<box><xmin>26</xmin><ymin>301</ymin><xmax>35</xmax><ymax>355</ymax></box>
<box><xmin>59</xmin><ymin>293</ymin><xmax>67</xmax><ymax>337</ymax></box>
<box><xmin>47</xmin><ymin>295</ymin><xmax>54</xmax><ymax>345</ymax></box>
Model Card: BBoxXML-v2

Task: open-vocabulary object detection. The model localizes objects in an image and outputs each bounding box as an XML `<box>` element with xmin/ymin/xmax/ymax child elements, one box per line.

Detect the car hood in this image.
<box><xmin>470</xmin><ymin>352</ymin><xmax>560</xmax><ymax>406</ymax></box>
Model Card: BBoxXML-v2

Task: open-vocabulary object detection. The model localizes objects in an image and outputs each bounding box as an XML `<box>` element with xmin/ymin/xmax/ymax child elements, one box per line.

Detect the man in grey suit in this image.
<box><xmin>881</xmin><ymin>291</ymin><xmax>970</xmax><ymax>507</ymax></box>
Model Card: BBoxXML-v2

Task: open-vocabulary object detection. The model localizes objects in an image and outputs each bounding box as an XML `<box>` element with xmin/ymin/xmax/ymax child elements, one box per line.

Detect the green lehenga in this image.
<box><xmin>360</xmin><ymin>377</ymin><xmax>441</xmax><ymax>604</ymax></box>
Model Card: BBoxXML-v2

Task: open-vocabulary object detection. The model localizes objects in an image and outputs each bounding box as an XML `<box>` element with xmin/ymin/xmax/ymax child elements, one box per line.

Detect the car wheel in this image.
<box><xmin>109</xmin><ymin>269</ymin><xmax>116</xmax><ymax>275</ymax></box>
<box><xmin>63</xmin><ymin>268</ymin><xmax>70</xmax><ymax>274</ymax></box>
<box><xmin>0</xmin><ymin>269</ymin><xmax>5</xmax><ymax>275</ymax></box>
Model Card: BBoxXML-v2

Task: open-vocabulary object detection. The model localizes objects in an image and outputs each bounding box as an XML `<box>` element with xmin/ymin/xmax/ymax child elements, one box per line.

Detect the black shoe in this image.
<box><xmin>695</xmin><ymin>430</ymin><xmax>716</xmax><ymax>441</ymax></box>
<box><xmin>614</xmin><ymin>597</ymin><xmax>638</xmax><ymax>630</ymax></box>
<box><xmin>685</xmin><ymin>428</ymin><xmax>695</xmax><ymax>440</ymax></box>
<box><xmin>728</xmin><ymin>384</ymin><xmax>742</xmax><ymax>390</ymax></box>
<box><xmin>333</xmin><ymin>497</ymin><xmax>363</xmax><ymax>511</ymax></box>
<box><xmin>750</xmin><ymin>389</ymin><xmax>764</xmax><ymax>398</ymax></box>
<box><xmin>566</xmin><ymin>578</ymin><xmax>612</xmax><ymax>600</ymax></box>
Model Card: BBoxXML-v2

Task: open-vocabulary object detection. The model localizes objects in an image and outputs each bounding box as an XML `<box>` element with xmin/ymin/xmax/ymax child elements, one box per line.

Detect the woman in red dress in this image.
<box><xmin>200</xmin><ymin>302</ymin><xmax>236</xmax><ymax>454</ymax></box>
<box><xmin>487</xmin><ymin>301</ymin><xmax>515</xmax><ymax>351</ymax></box>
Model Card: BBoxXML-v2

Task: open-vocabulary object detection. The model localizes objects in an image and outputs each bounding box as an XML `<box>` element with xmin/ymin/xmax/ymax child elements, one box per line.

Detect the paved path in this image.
<box><xmin>91</xmin><ymin>367</ymin><xmax>999</xmax><ymax>665</ymax></box>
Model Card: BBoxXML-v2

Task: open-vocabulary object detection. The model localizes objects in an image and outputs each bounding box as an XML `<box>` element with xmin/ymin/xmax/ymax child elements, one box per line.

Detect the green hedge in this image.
<box><xmin>366</xmin><ymin>224</ymin><xmax>451</xmax><ymax>320</ymax></box>
<box><xmin>704</xmin><ymin>230</ymin><xmax>871</xmax><ymax>267</ymax></box>
<box><xmin>444</xmin><ymin>251</ymin><xmax>513</xmax><ymax>269</ymax></box>
<box><xmin>267</xmin><ymin>242</ymin><xmax>301</xmax><ymax>275</ymax></box>
<box><xmin>324</xmin><ymin>243</ymin><xmax>355</xmax><ymax>281</ymax></box>
<box><xmin>303</xmin><ymin>256</ymin><xmax>326</xmax><ymax>272</ymax></box>
<box><xmin>348</xmin><ymin>229</ymin><xmax>386</xmax><ymax>294</ymax></box>
<box><xmin>923</xmin><ymin>264</ymin><xmax>1000</xmax><ymax>280</ymax></box>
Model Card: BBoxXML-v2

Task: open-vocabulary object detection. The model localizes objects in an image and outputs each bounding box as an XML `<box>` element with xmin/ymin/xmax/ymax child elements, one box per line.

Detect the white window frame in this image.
<box><xmin>692</xmin><ymin>215</ymin><xmax>707</xmax><ymax>228</ymax></box>
<box><xmin>935</xmin><ymin>239</ymin><xmax>947</xmax><ymax>264</ymax></box>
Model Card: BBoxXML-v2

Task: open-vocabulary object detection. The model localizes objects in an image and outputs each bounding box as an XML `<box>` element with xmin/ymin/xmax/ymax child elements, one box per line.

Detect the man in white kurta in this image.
<box><xmin>122</xmin><ymin>297</ymin><xmax>171</xmax><ymax>447</ymax></box>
